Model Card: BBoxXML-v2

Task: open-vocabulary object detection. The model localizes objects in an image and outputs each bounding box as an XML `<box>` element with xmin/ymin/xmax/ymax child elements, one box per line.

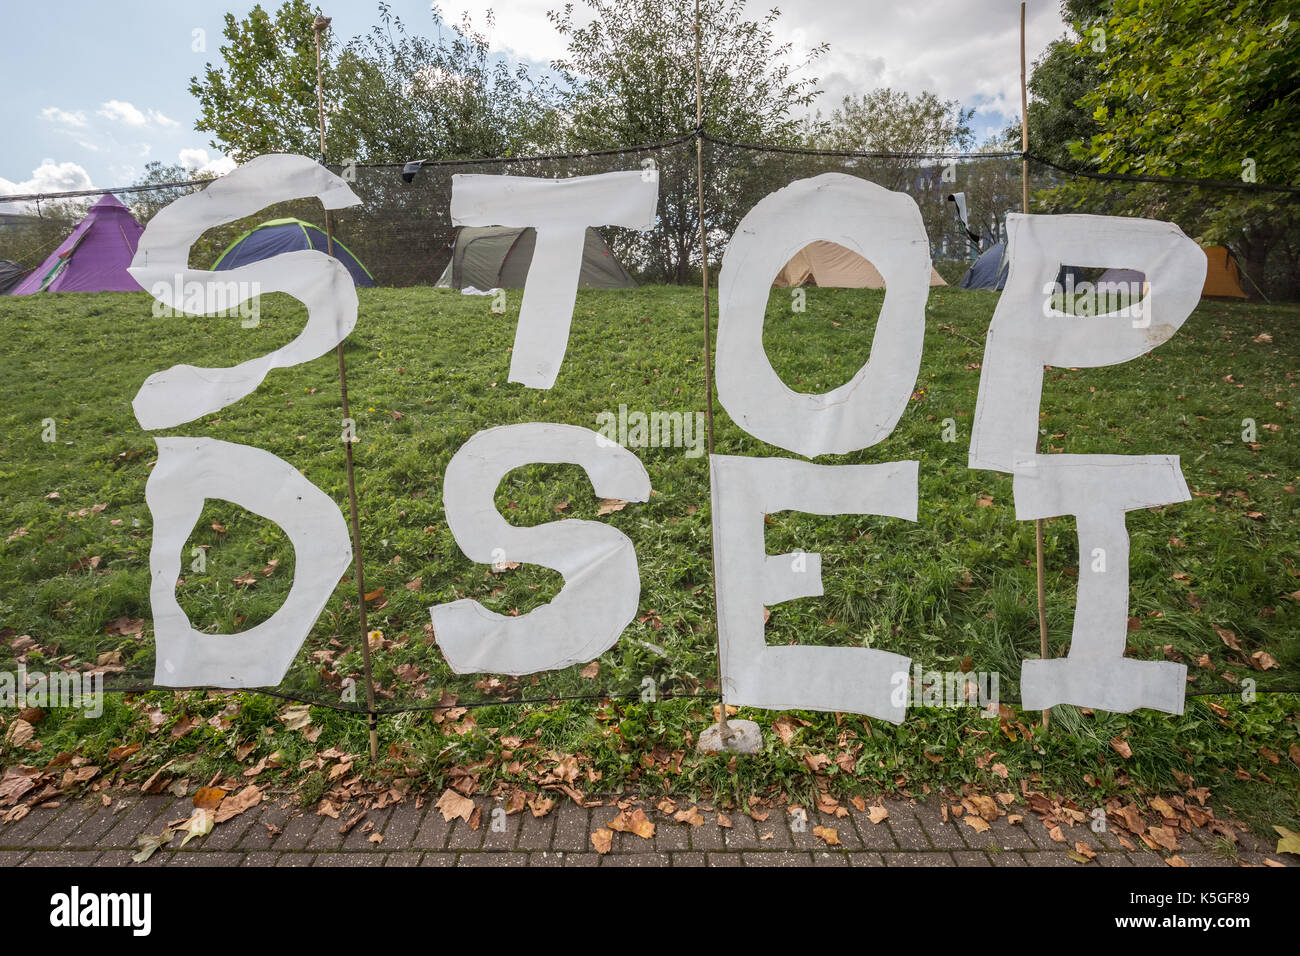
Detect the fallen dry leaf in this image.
<box><xmin>192</xmin><ymin>787</ymin><xmax>227</xmax><ymax>812</ymax></box>
<box><xmin>674</xmin><ymin>806</ymin><xmax>704</xmax><ymax>826</ymax></box>
<box><xmin>214</xmin><ymin>786</ymin><xmax>262</xmax><ymax>824</ymax></box>
<box><xmin>434</xmin><ymin>789</ymin><xmax>475</xmax><ymax>823</ymax></box>
<box><xmin>813</xmin><ymin>825</ymin><xmax>840</xmax><ymax>846</ymax></box>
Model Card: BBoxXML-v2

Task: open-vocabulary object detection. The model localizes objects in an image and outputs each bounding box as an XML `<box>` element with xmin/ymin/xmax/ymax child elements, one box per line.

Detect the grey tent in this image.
<box><xmin>959</xmin><ymin>242</ymin><xmax>1008</xmax><ymax>290</ymax></box>
<box><xmin>436</xmin><ymin>226</ymin><xmax>636</xmax><ymax>290</ymax></box>
<box><xmin>957</xmin><ymin>240</ymin><xmax>1084</xmax><ymax>292</ymax></box>
<box><xmin>0</xmin><ymin>260</ymin><xmax>27</xmax><ymax>295</ymax></box>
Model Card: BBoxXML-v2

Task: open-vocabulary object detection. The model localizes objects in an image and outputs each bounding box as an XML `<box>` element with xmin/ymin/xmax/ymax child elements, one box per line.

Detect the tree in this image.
<box><xmin>550</xmin><ymin>0</ymin><xmax>826</xmax><ymax>149</ymax></box>
<box><xmin>190</xmin><ymin>1</ymin><xmax>353</xmax><ymax>162</ymax></box>
<box><xmin>1065</xmin><ymin>0</ymin><xmax>1300</xmax><ymax>297</ymax></box>
<box><xmin>336</xmin><ymin>4</ymin><xmax>560</xmax><ymax>163</ymax></box>
<box><xmin>126</xmin><ymin>161</ymin><xmax>200</xmax><ymax>224</ymax></box>
<box><xmin>807</xmin><ymin>88</ymin><xmax>975</xmax><ymax>156</ymax></box>
<box><xmin>191</xmin><ymin>2</ymin><xmax>557</xmax><ymax>165</ymax></box>
<box><xmin>548</xmin><ymin>0</ymin><xmax>828</xmax><ymax>282</ymax></box>
<box><xmin>1009</xmin><ymin>0</ymin><xmax>1111</xmax><ymax>167</ymax></box>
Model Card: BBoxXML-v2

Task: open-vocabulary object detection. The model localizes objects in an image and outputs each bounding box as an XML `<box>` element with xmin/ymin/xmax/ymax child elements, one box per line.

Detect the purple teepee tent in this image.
<box><xmin>10</xmin><ymin>193</ymin><xmax>144</xmax><ymax>295</ymax></box>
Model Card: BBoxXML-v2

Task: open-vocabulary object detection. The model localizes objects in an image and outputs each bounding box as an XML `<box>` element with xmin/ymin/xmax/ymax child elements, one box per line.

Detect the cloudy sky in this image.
<box><xmin>1</xmin><ymin>0</ymin><xmax>1066</xmax><ymax>200</ymax></box>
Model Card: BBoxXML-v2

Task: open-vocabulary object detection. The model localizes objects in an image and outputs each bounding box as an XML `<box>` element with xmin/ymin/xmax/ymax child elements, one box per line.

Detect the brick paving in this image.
<box><xmin>1</xmin><ymin>793</ymin><xmax>1290</xmax><ymax>867</ymax></box>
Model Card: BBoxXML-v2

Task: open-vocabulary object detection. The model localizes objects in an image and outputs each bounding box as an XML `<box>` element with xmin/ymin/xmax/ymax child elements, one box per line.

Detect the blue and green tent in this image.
<box><xmin>212</xmin><ymin>218</ymin><xmax>376</xmax><ymax>287</ymax></box>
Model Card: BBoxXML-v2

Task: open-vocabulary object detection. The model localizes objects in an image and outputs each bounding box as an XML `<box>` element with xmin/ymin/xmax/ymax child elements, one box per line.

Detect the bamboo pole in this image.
<box><xmin>1021</xmin><ymin>2</ymin><xmax>1050</xmax><ymax>731</ymax></box>
<box><xmin>314</xmin><ymin>14</ymin><xmax>380</xmax><ymax>761</ymax></box>
<box><xmin>694</xmin><ymin>0</ymin><xmax>730</xmax><ymax>742</ymax></box>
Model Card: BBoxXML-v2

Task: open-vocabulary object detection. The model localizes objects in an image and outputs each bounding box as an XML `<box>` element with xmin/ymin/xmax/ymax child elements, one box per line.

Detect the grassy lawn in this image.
<box><xmin>1</xmin><ymin>284</ymin><xmax>1297</xmax><ymax>843</ymax></box>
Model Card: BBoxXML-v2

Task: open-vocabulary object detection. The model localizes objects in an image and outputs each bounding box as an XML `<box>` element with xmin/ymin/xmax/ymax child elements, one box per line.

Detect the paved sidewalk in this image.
<box><xmin>1</xmin><ymin>792</ymin><xmax>1288</xmax><ymax>867</ymax></box>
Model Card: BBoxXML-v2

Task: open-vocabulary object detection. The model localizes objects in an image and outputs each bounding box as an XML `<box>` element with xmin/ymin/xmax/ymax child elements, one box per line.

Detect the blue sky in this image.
<box><xmin>1</xmin><ymin>0</ymin><xmax>1065</xmax><ymax>198</ymax></box>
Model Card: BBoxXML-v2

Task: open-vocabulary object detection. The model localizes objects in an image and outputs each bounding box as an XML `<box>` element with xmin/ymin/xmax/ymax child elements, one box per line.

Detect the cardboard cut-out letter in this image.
<box><xmin>716</xmin><ymin>173</ymin><xmax>930</xmax><ymax>458</ymax></box>
<box><xmin>969</xmin><ymin>213</ymin><xmax>1205</xmax><ymax>472</ymax></box>
<box><xmin>146</xmin><ymin>437</ymin><xmax>352</xmax><ymax>688</ymax></box>
<box><xmin>130</xmin><ymin>154</ymin><xmax>362</xmax><ymax>430</ymax></box>
<box><xmin>711</xmin><ymin>454</ymin><xmax>917</xmax><ymax>722</ymax></box>
<box><xmin>431</xmin><ymin>423</ymin><xmax>651</xmax><ymax>675</ymax></box>
<box><xmin>1013</xmin><ymin>454</ymin><xmax>1189</xmax><ymax>714</ymax></box>
<box><xmin>449</xmin><ymin>171</ymin><xmax>658</xmax><ymax>389</ymax></box>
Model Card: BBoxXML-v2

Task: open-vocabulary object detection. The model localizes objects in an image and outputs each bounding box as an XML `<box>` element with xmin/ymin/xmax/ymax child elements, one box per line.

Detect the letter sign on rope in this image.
<box><xmin>431</xmin><ymin>423</ymin><xmax>651</xmax><ymax>675</ymax></box>
<box><xmin>971</xmin><ymin>212</ymin><xmax>1205</xmax><ymax>713</ymax></box>
<box><xmin>132</xmin><ymin>155</ymin><xmax>360</xmax><ymax>688</ymax></box>
<box><xmin>715</xmin><ymin>173</ymin><xmax>931</xmax><ymax>458</ymax></box>
<box><xmin>450</xmin><ymin>171</ymin><xmax>659</xmax><ymax>389</ymax></box>
<box><xmin>1012</xmin><ymin>455</ymin><xmax>1190</xmax><ymax>713</ymax></box>
<box><xmin>711</xmin><ymin>174</ymin><xmax>927</xmax><ymax>721</ymax></box>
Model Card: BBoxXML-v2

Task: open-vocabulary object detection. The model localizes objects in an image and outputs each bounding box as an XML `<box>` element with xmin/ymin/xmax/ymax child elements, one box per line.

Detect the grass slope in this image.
<box><xmin>0</xmin><ymin>285</ymin><xmax>1297</xmax><ymax>835</ymax></box>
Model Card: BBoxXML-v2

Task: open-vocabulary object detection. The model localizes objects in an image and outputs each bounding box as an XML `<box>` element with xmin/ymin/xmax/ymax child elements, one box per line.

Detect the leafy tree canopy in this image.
<box><xmin>548</xmin><ymin>0</ymin><xmax>827</xmax><ymax>149</ymax></box>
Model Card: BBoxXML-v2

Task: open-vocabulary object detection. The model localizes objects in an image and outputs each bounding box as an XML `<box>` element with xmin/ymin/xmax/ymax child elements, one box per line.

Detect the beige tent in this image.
<box><xmin>773</xmin><ymin>241</ymin><xmax>947</xmax><ymax>288</ymax></box>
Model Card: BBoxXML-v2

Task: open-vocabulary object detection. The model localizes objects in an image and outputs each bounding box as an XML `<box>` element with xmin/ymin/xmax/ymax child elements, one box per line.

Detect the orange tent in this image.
<box><xmin>1201</xmin><ymin>245</ymin><xmax>1247</xmax><ymax>299</ymax></box>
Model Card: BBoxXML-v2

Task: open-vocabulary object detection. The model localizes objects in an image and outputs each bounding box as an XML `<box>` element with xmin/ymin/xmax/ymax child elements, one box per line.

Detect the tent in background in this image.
<box><xmin>960</xmin><ymin>241</ymin><xmax>1248</xmax><ymax>300</ymax></box>
<box><xmin>212</xmin><ymin>218</ymin><xmax>375</xmax><ymax>286</ymax></box>
<box><xmin>9</xmin><ymin>194</ymin><xmax>143</xmax><ymax>295</ymax></box>
<box><xmin>958</xmin><ymin>241</ymin><xmax>1009</xmax><ymax>291</ymax></box>
<box><xmin>0</xmin><ymin>260</ymin><xmax>27</xmax><ymax>295</ymax></box>
<box><xmin>436</xmin><ymin>226</ymin><xmax>636</xmax><ymax>290</ymax></box>
<box><xmin>957</xmin><ymin>242</ymin><xmax>1086</xmax><ymax>293</ymax></box>
<box><xmin>773</xmin><ymin>241</ymin><xmax>947</xmax><ymax>288</ymax></box>
<box><xmin>1201</xmin><ymin>246</ymin><xmax>1247</xmax><ymax>299</ymax></box>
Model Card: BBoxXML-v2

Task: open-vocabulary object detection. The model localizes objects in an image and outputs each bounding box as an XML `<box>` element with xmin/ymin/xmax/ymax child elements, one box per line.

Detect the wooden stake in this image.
<box><xmin>314</xmin><ymin>14</ymin><xmax>380</xmax><ymax>761</ymax></box>
<box><xmin>694</xmin><ymin>0</ymin><xmax>729</xmax><ymax>741</ymax></box>
<box><xmin>1020</xmin><ymin>2</ymin><xmax>1050</xmax><ymax>730</ymax></box>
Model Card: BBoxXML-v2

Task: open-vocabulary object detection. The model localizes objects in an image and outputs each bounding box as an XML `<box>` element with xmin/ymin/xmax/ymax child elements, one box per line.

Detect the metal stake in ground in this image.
<box><xmin>693</xmin><ymin>0</ymin><xmax>761</xmax><ymax>757</ymax></box>
<box><xmin>314</xmin><ymin>13</ymin><xmax>380</xmax><ymax>762</ymax></box>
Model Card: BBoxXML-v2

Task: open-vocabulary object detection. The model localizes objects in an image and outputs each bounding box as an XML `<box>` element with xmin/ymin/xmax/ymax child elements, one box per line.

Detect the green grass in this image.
<box><xmin>0</xmin><ymin>285</ymin><xmax>1297</xmax><ymax>836</ymax></box>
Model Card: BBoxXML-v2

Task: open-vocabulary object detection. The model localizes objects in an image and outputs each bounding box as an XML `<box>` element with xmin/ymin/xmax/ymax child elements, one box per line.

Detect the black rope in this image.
<box><xmin>6</xmin><ymin>136</ymin><xmax>1297</xmax><ymax>204</ymax></box>
<box><xmin>340</xmin><ymin>133</ymin><xmax>697</xmax><ymax>171</ymax></box>
<box><xmin>701</xmin><ymin>131</ymin><xmax>1021</xmax><ymax>161</ymax></box>
<box><xmin>1025</xmin><ymin>152</ymin><xmax>1300</xmax><ymax>195</ymax></box>
<box><xmin>103</xmin><ymin>682</ymin><xmax>718</xmax><ymax>714</ymax></box>
<box><xmin>99</xmin><ymin>679</ymin><xmax>1300</xmax><ymax>715</ymax></box>
<box><xmin>0</xmin><ymin>177</ymin><xmax>216</xmax><ymax>205</ymax></box>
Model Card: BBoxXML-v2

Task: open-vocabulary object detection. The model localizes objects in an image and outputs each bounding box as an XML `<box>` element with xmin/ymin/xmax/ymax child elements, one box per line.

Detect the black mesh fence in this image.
<box><xmin>0</xmin><ymin>136</ymin><xmax>1296</xmax><ymax>713</ymax></box>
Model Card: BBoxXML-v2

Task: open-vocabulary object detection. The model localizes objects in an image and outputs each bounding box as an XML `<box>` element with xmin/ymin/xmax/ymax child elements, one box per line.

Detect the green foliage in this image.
<box><xmin>334</xmin><ymin>4</ymin><xmax>560</xmax><ymax>162</ymax></box>
<box><xmin>806</xmin><ymin>88</ymin><xmax>975</xmax><ymax>155</ymax></box>
<box><xmin>1058</xmin><ymin>0</ymin><xmax>1300</xmax><ymax>298</ymax></box>
<box><xmin>1073</xmin><ymin>0</ymin><xmax>1298</xmax><ymax>186</ymax></box>
<box><xmin>550</xmin><ymin>0</ymin><xmax>826</xmax><ymax>149</ymax></box>
<box><xmin>126</xmin><ymin>161</ymin><xmax>203</xmax><ymax>225</ymax></box>
<box><xmin>189</xmin><ymin>0</ymin><xmax>348</xmax><ymax>162</ymax></box>
<box><xmin>1009</xmin><ymin>0</ymin><xmax>1113</xmax><ymax>166</ymax></box>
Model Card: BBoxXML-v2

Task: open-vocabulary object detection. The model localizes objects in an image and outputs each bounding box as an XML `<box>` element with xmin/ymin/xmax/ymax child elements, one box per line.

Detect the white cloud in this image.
<box><xmin>0</xmin><ymin>159</ymin><xmax>95</xmax><ymax>211</ymax></box>
<box><xmin>98</xmin><ymin>99</ymin><xmax>149</xmax><ymax>127</ymax></box>
<box><xmin>98</xmin><ymin>100</ymin><xmax>176</xmax><ymax>129</ymax></box>
<box><xmin>179</xmin><ymin>148</ymin><xmax>236</xmax><ymax>177</ymax></box>
<box><xmin>41</xmin><ymin>107</ymin><xmax>88</xmax><ymax>128</ymax></box>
